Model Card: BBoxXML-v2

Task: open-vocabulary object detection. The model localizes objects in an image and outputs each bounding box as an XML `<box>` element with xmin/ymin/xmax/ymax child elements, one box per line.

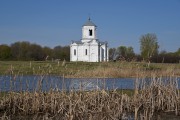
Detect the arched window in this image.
<box><xmin>85</xmin><ymin>49</ymin><xmax>87</xmax><ymax>55</ymax></box>
<box><xmin>89</xmin><ymin>29</ymin><xmax>92</xmax><ymax>36</ymax></box>
<box><xmin>74</xmin><ymin>49</ymin><xmax>76</xmax><ymax>56</ymax></box>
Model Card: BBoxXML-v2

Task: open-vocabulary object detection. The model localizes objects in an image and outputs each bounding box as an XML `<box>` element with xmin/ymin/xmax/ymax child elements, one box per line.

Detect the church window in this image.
<box><xmin>89</xmin><ymin>29</ymin><xmax>93</xmax><ymax>36</ymax></box>
<box><xmin>85</xmin><ymin>49</ymin><xmax>87</xmax><ymax>55</ymax></box>
<box><xmin>74</xmin><ymin>49</ymin><xmax>76</xmax><ymax>56</ymax></box>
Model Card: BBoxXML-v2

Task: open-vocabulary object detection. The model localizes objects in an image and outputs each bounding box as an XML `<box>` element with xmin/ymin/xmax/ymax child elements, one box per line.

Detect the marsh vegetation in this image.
<box><xmin>0</xmin><ymin>61</ymin><xmax>180</xmax><ymax>119</ymax></box>
<box><xmin>0</xmin><ymin>76</ymin><xmax>180</xmax><ymax>119</ymax></box>
<box><xmin>0</xmin><ymin>61</ymin><xmax>180</xmax><ymax>78</ymax></box>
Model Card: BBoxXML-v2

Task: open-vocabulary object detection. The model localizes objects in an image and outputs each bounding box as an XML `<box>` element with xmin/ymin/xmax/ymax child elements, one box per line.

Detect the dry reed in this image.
<box><xmin>0</xmin><ymin>75</ymin><xmax>180</xmax><ymax>120</ymax></box>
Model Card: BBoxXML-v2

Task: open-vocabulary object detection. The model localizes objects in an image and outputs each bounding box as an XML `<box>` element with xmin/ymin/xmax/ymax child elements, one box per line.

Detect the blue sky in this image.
<box><xmin>0</xmin><ymin>0</ymin><xmax>180</xmax><ymax>53</ymax></box>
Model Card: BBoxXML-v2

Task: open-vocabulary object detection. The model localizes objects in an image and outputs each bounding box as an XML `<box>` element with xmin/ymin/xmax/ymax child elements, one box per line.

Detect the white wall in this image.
<box><xmin>70</xmin><ymin>45</ymin><xmax>78</xmax><ymax>61</ymax></box>
<box><xmin>70</xmin><ymin>42</ymin><xmax>100</xmax><ymax>62</ymax></box>
<box><xmin>70</xmin><ymin>42</ymin><xmax>108</xmax><ymax>62</ymax></box>
<box><xmin>89</xmin><ymin>44</ymin><xmax>98</xmax><ymax>62</ymax></box>
<box><xmin>82</xmin><ymin>26</ymin><xmax>96</xmax><ymax>41</ymax></box>
<box><xmin>100</xmin><ymin>43</ymin><xmax>108</xmax><ymax>62</ymax></box>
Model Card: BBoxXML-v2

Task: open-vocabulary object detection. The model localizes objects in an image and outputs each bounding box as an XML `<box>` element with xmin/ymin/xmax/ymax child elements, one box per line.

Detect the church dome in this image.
<box><xmin>83</xmin><ymin>18</ymin><xmax>97</xmax><ymax>27</ymax></box>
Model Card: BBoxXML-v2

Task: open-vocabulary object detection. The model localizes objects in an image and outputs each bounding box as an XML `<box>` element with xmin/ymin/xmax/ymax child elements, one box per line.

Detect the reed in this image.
<box><xmin>0</xmin><ymin>75</ymin><xmax>180</xmax><ymax>119</ymax></box>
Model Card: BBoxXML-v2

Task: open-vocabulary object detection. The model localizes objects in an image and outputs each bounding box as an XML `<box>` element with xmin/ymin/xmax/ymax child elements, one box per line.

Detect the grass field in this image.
<box><xmin>0</xmin><ymin>61</ymin><xmax>180</xmax><ymax>78</ymax></box>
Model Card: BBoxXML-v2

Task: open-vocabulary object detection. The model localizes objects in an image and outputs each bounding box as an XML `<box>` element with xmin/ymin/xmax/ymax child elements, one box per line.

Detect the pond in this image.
<box><xmin>0</xmin><ymin>75</ymin><xmax>136</xmax><ymax>91</ymax></box>
<box><xmin>0</xmin><ymin>75</ymin><xmax>180</xmax><ymax>91</ymax></box>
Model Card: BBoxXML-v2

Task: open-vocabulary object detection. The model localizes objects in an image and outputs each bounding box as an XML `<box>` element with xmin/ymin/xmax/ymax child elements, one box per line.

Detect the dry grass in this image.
<box><xmin>1</xmin><ymin>61</ymin><xmax>180</xmax><ymax>78</ymax></box>
<box><xmin>0</xmin><ymin>90</ymin><xmax>131</xmax><ymax>119</ymax></box>
<box><xmin>0</xmin><ymin>75</ymin><xmax>180</xmax><ymax>119</ymax></box>
<box><xmin>133</xmin><ymin>75</ymin><xmax>180</xmax><ymax>119</ymax></box>
<box><xmin>66</xmin><ymin>61</ymin><xmax>180</xmax><ymax>78</ymax></box>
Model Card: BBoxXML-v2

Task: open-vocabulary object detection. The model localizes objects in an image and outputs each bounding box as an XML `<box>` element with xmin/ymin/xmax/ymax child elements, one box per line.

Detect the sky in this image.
<box><xmin>0</xmin><ymin>0</ymin><xmax>180</xmax><ymax>54</ymax></box>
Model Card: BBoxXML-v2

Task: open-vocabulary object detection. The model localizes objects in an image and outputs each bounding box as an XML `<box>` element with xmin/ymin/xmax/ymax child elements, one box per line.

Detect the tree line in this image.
<box><xmin>0</xmin><ymin>33</ymin><xmax>180</xmax><ymax>63</ymax></box>
<box><xmin>0</xmin><ymin>41</ymin><xmax>70</xmax><ymax>61</ymax></box>
<box><xmin>109</xmin><ymin>33</ymin><xmax>180</xmax><ymax>63</ymax></box>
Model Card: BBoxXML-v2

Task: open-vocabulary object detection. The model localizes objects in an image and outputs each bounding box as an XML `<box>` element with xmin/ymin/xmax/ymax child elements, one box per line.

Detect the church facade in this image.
<box><xmin>70</xmin><ymin>18</ymin><xmax>109</xmax><ymax>62</ymax></box>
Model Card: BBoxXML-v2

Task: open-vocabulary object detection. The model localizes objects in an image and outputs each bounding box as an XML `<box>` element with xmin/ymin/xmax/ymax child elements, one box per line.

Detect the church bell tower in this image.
<box><xmin>82</xmin><ymin>18</ymin><xmax>97</xmax><ymax>43</ymax></box>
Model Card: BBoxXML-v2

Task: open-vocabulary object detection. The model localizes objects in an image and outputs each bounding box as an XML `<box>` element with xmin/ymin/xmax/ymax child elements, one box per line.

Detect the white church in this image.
<box><xmin>70</xmin><ymin>18</ymin><xmax>109</xmax><ymax>62</ymax></box>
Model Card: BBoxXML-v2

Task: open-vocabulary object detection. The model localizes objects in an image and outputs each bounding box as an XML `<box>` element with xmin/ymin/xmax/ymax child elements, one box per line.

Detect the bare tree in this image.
<box><xmin>140</xmin><ymin>33</ymin><xmax>159</xmax><ymax>64</ymax></box>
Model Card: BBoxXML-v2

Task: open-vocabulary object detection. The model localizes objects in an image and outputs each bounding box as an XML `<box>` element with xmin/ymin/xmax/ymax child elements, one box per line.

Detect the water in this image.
<box><xmin>1</xmin><ymin>75</ymin><xmax>180</xmax><ymax>120</ymax></box>
<box><xmin>0</xmin><ymin>75</ymin><xmax>136</xmax><ymax>92</ymax></box>
<box><xmin>0</xmin><ymin>75</ymin><xmax>180</xmax><ymax>92</ymax></box>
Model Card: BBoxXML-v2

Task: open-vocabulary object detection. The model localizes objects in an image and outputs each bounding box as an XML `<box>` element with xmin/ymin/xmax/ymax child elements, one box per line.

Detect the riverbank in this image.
<box><xmin>0</xmin><ymin>61</ymin><xmax>180</xmax><ymax>78</ymax></box>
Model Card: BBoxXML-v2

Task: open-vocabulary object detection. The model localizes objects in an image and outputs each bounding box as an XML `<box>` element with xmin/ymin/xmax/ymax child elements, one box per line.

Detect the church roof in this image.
<box><xmin>99</xmin><ymin>41</ymin><xmax>108</xmax><ymax>45</ymax></box>
<box><xmin>71</xmin><ymin>40</ymin><xmax>83</xmax><ymax>45</ymax></box>
<box><xmin>83</xmin><ymin>18</ymin><xmax>97</xmax><ymax>27</ymax></box>
<box><xmin>72</xmin><ymin>40</ymin><xmax>107</xmax><ymax>45</ymax></box>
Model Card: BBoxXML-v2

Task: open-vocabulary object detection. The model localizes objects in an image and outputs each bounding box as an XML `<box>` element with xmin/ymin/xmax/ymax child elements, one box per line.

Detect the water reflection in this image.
<box><xmin>0</xmin><ymin>75</ymin><xmax>180</xmax><ymax>92</ymax></box>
